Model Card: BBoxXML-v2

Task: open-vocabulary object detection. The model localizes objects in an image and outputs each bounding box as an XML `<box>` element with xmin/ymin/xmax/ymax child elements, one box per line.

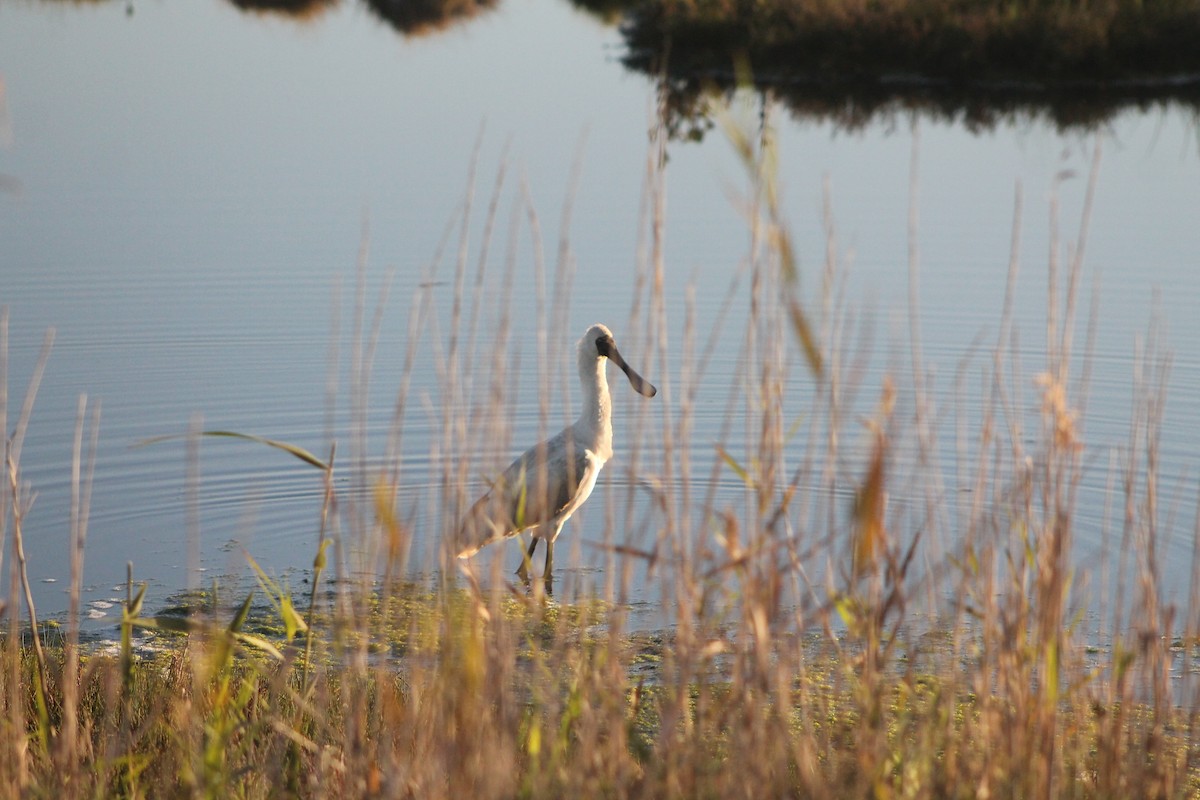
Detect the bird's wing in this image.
<box><xmin>456</xmin><ymin>429</ymin><xmax>592</xmax><ymax>557</ymax></box>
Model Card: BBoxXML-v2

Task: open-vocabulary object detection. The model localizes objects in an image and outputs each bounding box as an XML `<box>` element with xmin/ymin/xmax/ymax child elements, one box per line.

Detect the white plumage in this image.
<box><xmin>456</xmin><ymin>323</ymin><xmax>657</xmax><ymax>582</ymax></box>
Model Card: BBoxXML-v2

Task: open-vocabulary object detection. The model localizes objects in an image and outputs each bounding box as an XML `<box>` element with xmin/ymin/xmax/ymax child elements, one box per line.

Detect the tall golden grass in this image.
<box><xmin>0</xmin><ymin>110</ymin><xmax>1197</xmax><ymax>799</ymax></box>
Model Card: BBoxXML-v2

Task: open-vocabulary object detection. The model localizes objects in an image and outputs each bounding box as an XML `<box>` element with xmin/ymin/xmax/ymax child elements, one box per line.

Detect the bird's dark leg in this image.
<box><xmin>544</xmin><ymin>539</ymin><xmax>555</xmax><ymax>596</ymax></box>
<box><xmin>516</xmin><ymin>536</ymin><xmax>539</xmax><ymax>584</ymax></box>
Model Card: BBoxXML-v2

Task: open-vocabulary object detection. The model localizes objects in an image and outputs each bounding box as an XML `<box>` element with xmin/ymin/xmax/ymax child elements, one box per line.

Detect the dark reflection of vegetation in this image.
<box><xmin>226</xmin><ymin>0</ymin><xmax>498</xmax><ymax>36</ymax></box>
<box><xmin>229</xmin><ymin>0</ymin><xmax>337</xmax><ymax>15</ymax></box>
<box><xmin>624</xmin><ymin>0</ymin><xmax>1200</xmax><ymax>82</ymax></box>
<box><xmin>654</xmin><ymin>73</ymin><xmax>1200</xmax><ymax>139</ymax></box>
<box><xmin>365</xmin><ymin>0</ymin><xmax>498</xmax><ymax>36</ymax></box>
<box><xmin>231</xmin><ymin>0</ymin><xmax>333</xmax><ymax>13</ymax></box>
<box><xmin>566</xmin><ymin>0</ymin><xmax>634</xmax><ymax>25</ymax></box>
<box><xmin>622</xmin><ymin>0</ymin><xmax>1200</xmax><ymax>136</ymax></box>
<box><xmin>34</xmin><ymin>0</ymin><xmax>1200</xmax><ymax>131</ymax></box>
<box><xmin>45</xmin><ymin>0</ymin><xmax>499</xmax><ymax>35</ymax></box>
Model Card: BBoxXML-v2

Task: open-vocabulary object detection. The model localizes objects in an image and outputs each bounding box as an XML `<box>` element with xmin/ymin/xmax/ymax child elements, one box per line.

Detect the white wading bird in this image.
<box><xmin>456</xmin><ymin>323</ymin><xmax>657</xmax><ymax>584</ymax></box>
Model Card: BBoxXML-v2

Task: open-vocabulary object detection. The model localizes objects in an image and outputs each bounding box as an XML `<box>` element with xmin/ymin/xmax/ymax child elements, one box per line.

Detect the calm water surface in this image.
<box><xmin>1</xmin><ymin>0</ymin><xmax>1199</xmax><ymax>626</ymax></box>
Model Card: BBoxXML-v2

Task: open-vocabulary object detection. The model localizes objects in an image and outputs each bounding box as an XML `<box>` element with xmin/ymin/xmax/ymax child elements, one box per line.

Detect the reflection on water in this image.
<box><xmin>363</xmin><ymin>0</ymin><xmax>498</xmax><ymax>35</ymax></box>
<box><xmin>229</xmin><ymin>0</ymin><xmax>499</xmax><ymax>35</ymax></box>
<box><xmin>564</xmin><ymin>0</ymin><xmax>630</xmax><ymax>25</ymax></box>
<box><xmin>47</xmin><ymin>0</ymin><xmax>1200</xmax><ymax>130</ymax></box>
<box><xmin>617</xmin><ymin>0</ymin><xmax>1200</xmax><ymax>135</ymax></box>
<box><xmin>230</xmin><ymin>0</ymin><xmax>338</xmax><ymax>19</ymax></box>
<box><xmin>64</xmin><ymin>0</ymin><xmax>500</xmax><ymax>35</ymax></box>
<box><xmin>649</xmin><ymin>74</ymin><xmax>1200</xmax><ymax>140</ymax></box>
<box><xmin>219</xmin><ymin>0</ymin><xmax>1200</xmax><ymax>132</ymax></box>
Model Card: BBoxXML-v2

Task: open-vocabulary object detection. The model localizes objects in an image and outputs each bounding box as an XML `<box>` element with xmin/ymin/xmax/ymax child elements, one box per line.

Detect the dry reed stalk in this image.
<box><xmin>0</xmin><ymin>309</ymin><xmax>22</xmax><ymax>799</ymax></box>
<box><xmin>6</xmin><ymin>328</ymin><xmax>53</xmax><ymax>707</ymax></box>
<box><xmin>60</xmin><ymin>393</ymin><xmax>100</xmax><ymax>774</ymax></box>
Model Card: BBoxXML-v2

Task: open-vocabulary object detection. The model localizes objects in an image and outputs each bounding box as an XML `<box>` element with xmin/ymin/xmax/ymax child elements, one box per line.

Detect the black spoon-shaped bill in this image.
<box><xmin>598</xmin><ymin>336</ymin><xmax>657</xmax><ymax>398</ymax></box>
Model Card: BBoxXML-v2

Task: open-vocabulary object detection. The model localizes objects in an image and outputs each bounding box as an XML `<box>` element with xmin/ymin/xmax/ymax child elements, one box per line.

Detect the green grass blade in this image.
<box><xmin>234</xmin><ymin>632</ymin><xmax>285</xmax><ymax>662</ymax></box>
<box><xmin>715</xmin><ymin>444</ymin><xmax>752</xmax><ymax>487</ymax></box>
<box><xmin>136</xmin><ymin>430</ymin><xmax>329</xmax><ymax>471</ymax></box>
<box><xmin>229</xmin><ymin>591</ymin><xmax>254</xmax><ymax>634</ymax></box>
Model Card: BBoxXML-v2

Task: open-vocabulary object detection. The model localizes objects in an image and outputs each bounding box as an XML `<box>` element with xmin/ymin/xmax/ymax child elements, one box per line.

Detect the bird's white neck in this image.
<box><xmin>576</xmin><ymin>354</ymin><xmax>613</xmax><ymax>461</ymax></box>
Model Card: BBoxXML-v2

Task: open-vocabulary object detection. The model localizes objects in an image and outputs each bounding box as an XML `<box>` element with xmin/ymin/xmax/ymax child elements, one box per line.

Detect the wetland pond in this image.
<box><xmin>1</xmin><ymin>0</ymin><xmax>1199</xmax><ymax>632</ymax></box>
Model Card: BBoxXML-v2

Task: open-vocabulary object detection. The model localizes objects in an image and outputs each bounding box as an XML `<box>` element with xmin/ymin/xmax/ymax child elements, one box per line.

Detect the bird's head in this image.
<box><xmin>579</xmin><ymin>323</ymin><xmax>657</xmax><ymax>398</ymax></box>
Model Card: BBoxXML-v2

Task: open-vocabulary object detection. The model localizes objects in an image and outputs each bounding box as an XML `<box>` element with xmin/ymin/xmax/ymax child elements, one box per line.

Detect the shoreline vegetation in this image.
<box><xmin>4</xmin><ymin>94</ymin><xmax>1200</xmax><ymax>800</ymax></box>
<box><xmin>619</xmin><ymin>0</ymin><xmax>1200</xmax><ymax>84</ymax></box>
<box><xmin>614</xmin><ymin>0</ymin><xmax>1200</xmax><ymax>132</ymax></box>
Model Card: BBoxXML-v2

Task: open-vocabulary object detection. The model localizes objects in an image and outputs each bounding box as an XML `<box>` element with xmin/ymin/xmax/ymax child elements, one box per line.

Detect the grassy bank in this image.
<box><xmin>6</xmin><ymin>585</ymin><xmax>1200</xmax><ymax>798</ymax></box>
<box><xmin>2</xmin><ymin>122</ymin><xmax>1199</xmax><ymax>798</ymax></box>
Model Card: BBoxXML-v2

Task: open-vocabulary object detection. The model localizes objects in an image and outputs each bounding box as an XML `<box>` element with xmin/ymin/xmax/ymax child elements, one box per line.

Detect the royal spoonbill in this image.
<box><xmin>456</xmin><ymin>323</ymin><xmax>657</xmax><ymax>584</ymax></box>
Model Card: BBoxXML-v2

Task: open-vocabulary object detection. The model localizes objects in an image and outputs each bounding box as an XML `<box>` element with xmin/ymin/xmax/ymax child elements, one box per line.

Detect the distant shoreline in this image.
<box><xmin>621</xmin><ymin>0</ymin><xmax>1200</xmax><ymax>84</ymax></box>
<box><xmin>610</xmin><ymin>0</ymin><xmax>1200</xmax><ymax>130</ymax></box>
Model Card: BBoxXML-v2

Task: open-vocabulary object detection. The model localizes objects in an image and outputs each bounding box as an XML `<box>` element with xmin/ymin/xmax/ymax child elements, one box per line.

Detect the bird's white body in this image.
<box><xmin>456</xmin><ymin>324</ymin><xmax>656</xmax><ymax>579</ymax></box>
